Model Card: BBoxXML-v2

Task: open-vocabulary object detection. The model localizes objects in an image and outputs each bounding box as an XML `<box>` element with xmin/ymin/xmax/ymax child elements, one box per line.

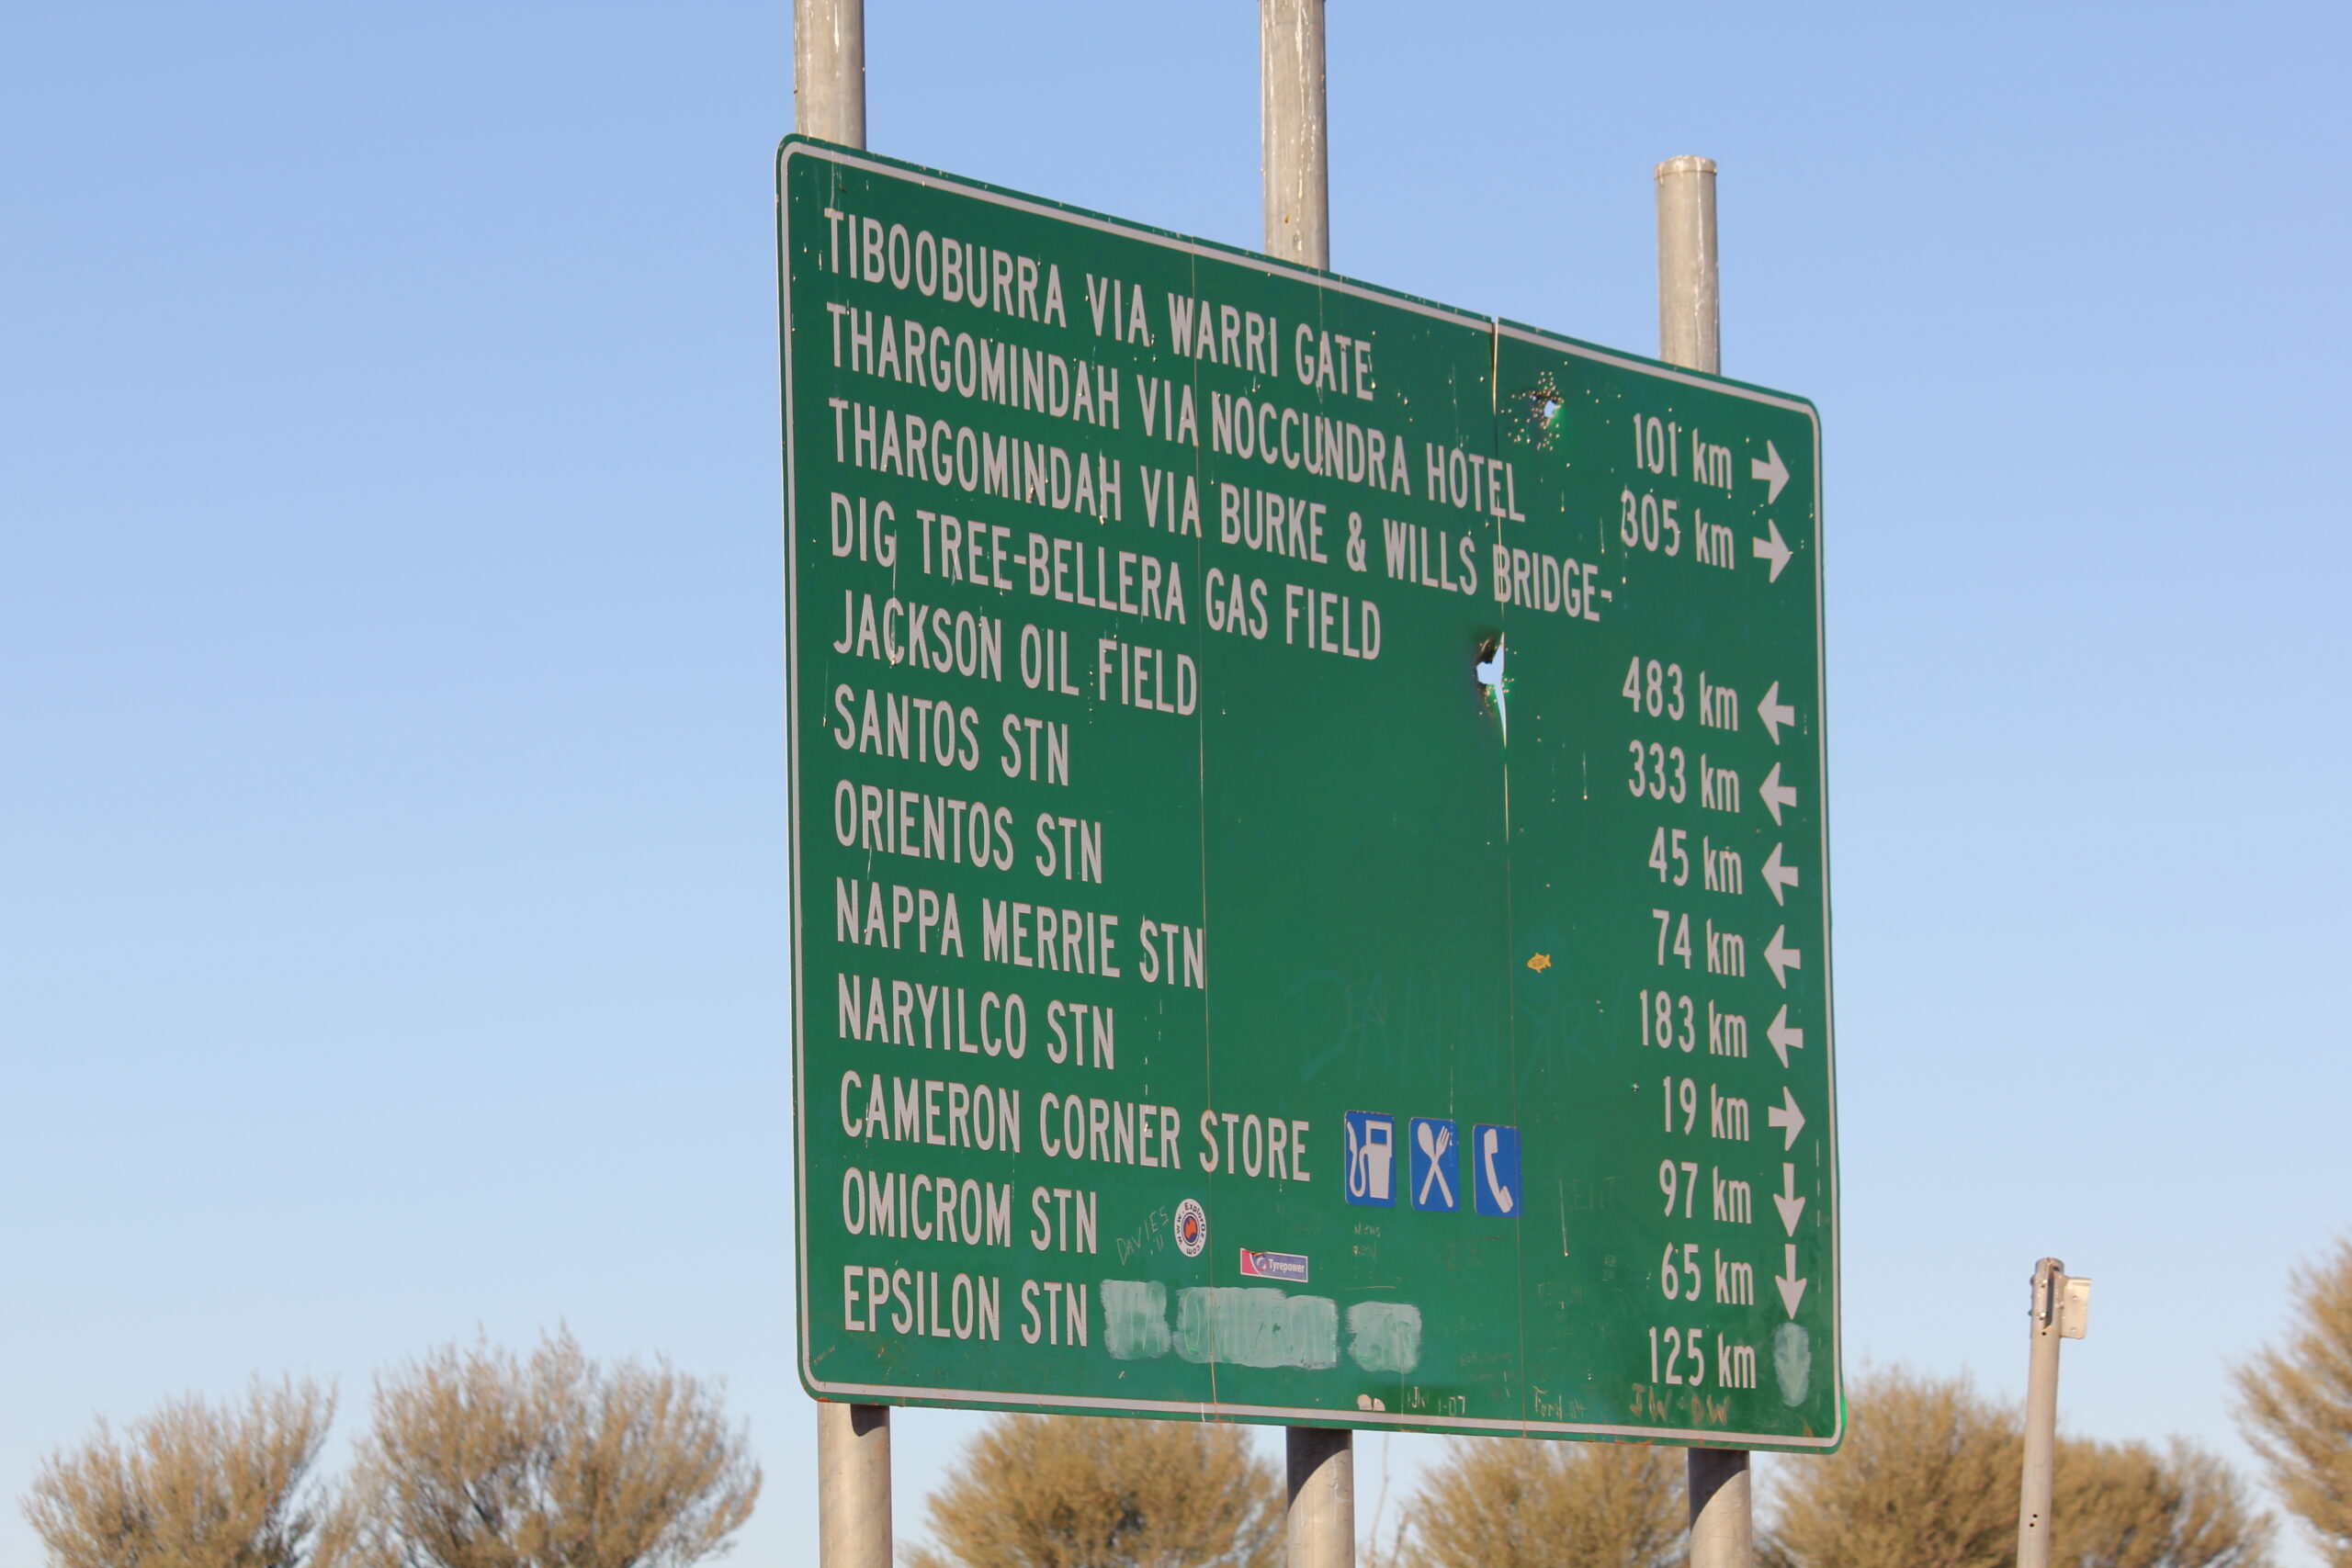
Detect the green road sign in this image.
<box><xmin>781</xmin><ymin>137</ymin><xmax>1838</xmax><ymax>1449</ymax></box>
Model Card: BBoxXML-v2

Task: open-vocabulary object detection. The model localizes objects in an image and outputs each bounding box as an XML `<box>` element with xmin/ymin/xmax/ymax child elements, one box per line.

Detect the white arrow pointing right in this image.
<box><xmin>1767</xmin><ymin>1085</ymin><xmax>1806</xmax><ymax>1149</ymax></box>
<box><xmin>1759</xmin><ymin>762</ymin><xmax>1799</xmax><ymax>825</ymax></box>
<box><xmin>1775</xmin><ymin>1243</ymin><xmax>1807</xmax><ymax>1318</ymax></box>
<box><xmin>1764</xmin><ymin>926</ymin><xmax>1804</xmax><ymax>988</ymax></box>
<box><xmin>1757</xmin><ymin>681</ymin><xmax>1795</xmax><ymax>745</ymax></box>
<box><xmin>1775</xmin><ymin>1163</ymin><xmax>1807</xmax><ymax>1235</ymax></box>
<box><xmin>1767</xmin><ymin>1004</ymin><xmax>1804</xmax><ymax>1068</ymax></box>
<box><xmin>1752</xmin><ymin>520</ymin><xmax>1792</xmax><ymax>582</ymax></box>
<box><xmin>1751</xmin><ymin>439</ymin><xmax>1791</xmax><ymax>502</ymax></box>
<box><xmin>1761</xmin><ymin>842</ymin><xmax>1800</xmax><ymax>906</ymax></box>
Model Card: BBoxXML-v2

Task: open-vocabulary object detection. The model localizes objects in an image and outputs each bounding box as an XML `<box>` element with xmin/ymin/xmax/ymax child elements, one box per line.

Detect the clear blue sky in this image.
<box><xmin>5</xmin><ymin>2</ymin><xmax>2346</xmax><ymax>1562</ymax></box>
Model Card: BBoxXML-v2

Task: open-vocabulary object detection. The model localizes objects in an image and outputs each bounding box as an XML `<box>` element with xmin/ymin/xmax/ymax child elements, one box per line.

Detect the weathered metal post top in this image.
<box><xmin>1656</xmin><ymin>154</ymin><xmax>1720</xmax><ymax>376</ymax></box>
<box><xmin>794</xmin><ymin>0</ymin><xmax>865</xmax><ymax>148</ymax></box>
<box><xmin>1261</xmin><ymin>0</ymin><xmax>1329</xmax><ymax>270</ymax></box>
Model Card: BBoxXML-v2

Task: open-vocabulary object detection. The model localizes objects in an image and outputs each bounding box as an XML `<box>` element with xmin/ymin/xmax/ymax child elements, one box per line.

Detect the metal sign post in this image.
<box><xmin>797</xmin><ymin>6</ymin><xmax>893</xmax><ymax>1568</ymax></box>
<box><xmin>1657</xmin><ymin>152</ymin><xmax>1752</xmax><ymax>1568</ymax></box>
<box><xmin>1262</xmin><ymin>6</ymin><xmax>1350</xmax><ymax>1566</ymax></box>
<box><xmin>2017</xmin><ymin>1258</ymin><xmax>2092</xmax><ymax>1568</ymax></box>
<box><xmin>1261</xmin><ymin>0</ymin><xmax>1329</xmax><ymax>274</ymax></box>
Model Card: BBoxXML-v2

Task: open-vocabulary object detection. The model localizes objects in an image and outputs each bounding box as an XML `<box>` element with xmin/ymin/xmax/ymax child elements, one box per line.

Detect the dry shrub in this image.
<box><xmin>2054</xmin><ymin>1436</ymin><xmax>2270</xmax><ymax>1568</ymax></box>
<box><xmin>2235</xmin><ymin>1238</ymin><xmax>2352</xmax><ymax>1565</ymax></box>
<box><xmin>326</xmin><ymin>1326</ymin><xmax>757</xmax><ymax>1568</ymax></box>
<box><xmin>23</xmin><ymin>1375</ymin><xmax>335</xmax><ymax>1568</ymax></box>
<box><xmin>1769</xmin><ymin>1367</ymin><xmax>2269</xmax><ymax>1568</ymax></box>
<box><xmin>1400</xmin><ymin>1437</ymin><xmax>1682</xmax><ymax>1568</ymax></box>
<box><xmin>907</xmin><ymin>1413</ymin><xmax>1280</xmax><ymax>1568</ymax></box>
<box><xmin>1767</xmin><ymin>1367</ymin><xmax>2021</xmax><ymax>1568</ymax></box>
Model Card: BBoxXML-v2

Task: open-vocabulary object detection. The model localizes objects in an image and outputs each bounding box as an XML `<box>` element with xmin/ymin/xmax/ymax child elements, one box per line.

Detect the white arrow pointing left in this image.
<box><xmin>1757</xmin><ymin>682</ymin><xmax>1795</xmax><ymax>745</ymax></box>
<box><xmin>1762</xmin><ymin>842</ymin><xmax>1800</xmax><ymax>905</ymax></box>
<box><xmin>1752</xmin><ymin>519</ymin><xmax>1792</xmax><ymax>582</ymax></box>
<box><xmin>1775</xmin><ymin>1164</ymin><xmax>1807</xmax><ymax>1235</ymax></box>
<box><xmin>1767</xmin><ymin>1005</ymin><xmax>1804</xmax><ymax>1068</ymax></box>
<box><xmin>1765</xmin><ymin>926</ymin><xmax>1804</xmax><ymax>988</ymax></box>
<box><xmin>1767</xmin><ymin>1085</ymin><xmax>1806</xmax><ymax>1148</ymax></box>
<box><xmin>1751</xmin><ymin>439</ymin><xmax>1791</xmax><ymax>502</ymax></box>
<box><xmin>1759</xmin><ymin>762</ymin><xmax>1799</xmax><ymax>825</ymax></box>
<box><xmin>1775</xmin><ymin>1243</ymin><xmax>1808</xmax><ymax>1317</ymax></box>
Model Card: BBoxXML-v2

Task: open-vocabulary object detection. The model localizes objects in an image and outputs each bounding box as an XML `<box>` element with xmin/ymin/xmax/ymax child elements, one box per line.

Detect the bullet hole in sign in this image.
<box><xmin>1476</xmin><ymin>636</ymin><xmax>1508</xmax><ymax>740</ymax></box>
<box><xmin>1520</xmin><ymin>383</ymin><xmax>1566</xmax><ymax>450</ymax></box>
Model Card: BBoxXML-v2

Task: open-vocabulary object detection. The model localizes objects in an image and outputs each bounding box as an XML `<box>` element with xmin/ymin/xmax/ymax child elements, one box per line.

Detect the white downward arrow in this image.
<box><xmin>1761</xmin><ymin>843</ymin><xmax>1800</xmax><ymax>906</ymax></box>
<box><xmin>1752</xmin><ymin>520</ymin><xmax>1792</xmax><ymax>582</ymax></box>
<box><xmin>1759</xmin><ymin>762</ymin><xmax>1799</xmax><ymax>825</ymax></box>
<box><xmin>1767</xmin><ymin>1085</ymin><xmax>1806</xmax><ymax>1148</ymax></box>
<box><xmin>1767</xmin><ymin>1005</ymin><xmax>1804</xmax><ymax>1068</ymax></box>
<box><xmin>1757</xmin><ymin>682</ymin><xmax>1795</xmax><ymax>745</ymax></box>
<box><xmin>1775</xmin><ymin>1163</ymin><xmax>1807</xmax><ymax>1235</ymax></box>
<box><xmin>1764</xmin><ymin>926</ymin><xmax>1804</xmax><ymax>988</ymax></box>
<box><xmin>1775</xmin><ymin>1243</ymin><xmax>1807</xmax><ymax>1317</ymax></box>
<box><xmin>1751</xmin><ymin>439</ymin><xmax>1791</xmax><ymax>502</ymax></box>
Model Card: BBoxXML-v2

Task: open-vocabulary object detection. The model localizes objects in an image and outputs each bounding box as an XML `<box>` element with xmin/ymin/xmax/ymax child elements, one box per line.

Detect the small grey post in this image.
<box><xmin>794</xmin><ymin>0</ymin><xmax>865</xmax><ymax>148</ymax></box>
<box><xmin>1261</xmin><ymin>0</ymin><xmax>1329</xmax><ymax>269</ymax></box>
<box><xmin>2018</xmin><ymin>1257</ymin><xmax>2092</xmax><ymax>1568</ymax></box>
<box><xmin>1286</xmin><ymin>1425</ymin><xmax>1354</xmax><ymax>1568</ymax></box>
<box><xmin>799</xmin><ymin>4</ymin><xmax>885</xmax><ymax>1563</ymax></box>
<box><xmin>1689</xmin><ymin>1450</ymin><xmax>1754</xmax><ymax>1567</ymax></box>
<box><xmin>1655</xmin><ymin>155</ymin><xmax>1720</xmax><ymax>376</ymax></box>
<box><xmin>1265</xmin><ymin>5</ymin><xmax>1346</xmax><ymax>1559</ymax></box>
<box><xmin>2018</xmin><ymin>1258</ymin><xmax>2065</xmax><ymax>1568</ymax></box>
<box><xmin>817</xmin><ymin>1402</ymin><xmax>890</xmax><ymax>1568</ymax></box>
<box><xmin>1657</xmin><ymin>150</ymin><xmax>1747</xmax><ymax>1568</ymax></box>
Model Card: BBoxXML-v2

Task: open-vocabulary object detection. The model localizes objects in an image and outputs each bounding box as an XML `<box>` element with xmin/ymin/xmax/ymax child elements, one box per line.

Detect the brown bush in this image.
<box><xmin>2235</xmin><ymin>1238</ymin><xmax>2352</xmax><ymax>1565</ymax></box>
<box><xmin>1768</xmin><ymin>1367</ymin><xmax>2269</xmax><ymax>1568</ymax></box>
<box><xmin>1767</xmin><ymin>1368</ymin><xmax>2020</xmax><ymax>1568</ymax></box>
<box><xmin>2054</xmin><ymin>1436</ymin><xmax>2271</xmax><ymax>1568</ymax></box>
<box><xmin>23</xmin><ymin>1375</ymin><xmax>336</xmax><ymax>1568</ymax></box>
<box><xmin>1397</xmin><ymin>1437</ymin><xmax>1682</xmax><ymax>1568</ymax></box>
<box><xmin>906</xmin><ymin>1413</ymin><xmax>1280</xmax><ymax>1568</ymax></box>
<box><xmin>325</xmin><ymin>1326</ymin><xmax>757</xmax><ymax>1568</ymax></box>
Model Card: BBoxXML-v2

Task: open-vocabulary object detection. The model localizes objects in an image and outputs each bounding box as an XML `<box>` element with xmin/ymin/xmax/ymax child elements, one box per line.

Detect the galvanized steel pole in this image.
<box><xmin>1261</xmin><ymin>0</ymin><xmax>1329</xmax><ymax>269</ymax></box>
<box><xmin>817</xmin><ymin>1402</ymin><xmax>891</xmax><ymax>1568</ymax></box>
<box><xmin>795</xmin><ymin>0</ymin><xmax>865</xmax><ymax>147</ymax></box>
<box><xmin>1267</xmin><ymin>3</ymin><xmax>1345</xmax><ymax>1561</ymax></box>
<box><xmin>1657</xmin><ymin>152</ymin><xmax>1747</xmax><ymax>1568</ymax></box>
<box><xmin>799</xmin><ymin>6</ymin><xmax>885</xmax><ymax>1564</ymax></box>
<box><xmin>1287</xmin><ymin>1425</ymin><xmax>1354</xmax><ymax>1568</ymax></box>
<box><xmin>1688</xmin><ymin>1449</ymin><xmax>1754</xmax><ymax>1568</ymax></box>
<box><xmin>2018</xmin><ymin>1258</ymin><xmax>2069</xmax><ymax>1568</ymax></box>
<box><xmin>1656</xmin><ymin>155</ymin><xmax>1720</xmax><ymax>375</ymax></box>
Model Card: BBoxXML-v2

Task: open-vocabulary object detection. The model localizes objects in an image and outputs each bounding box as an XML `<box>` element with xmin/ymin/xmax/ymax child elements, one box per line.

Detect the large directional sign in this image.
<box><xmin>781</xmin><ymin>137</ymin><xmax>1839</xmax><ymax>1449</ymax></box>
